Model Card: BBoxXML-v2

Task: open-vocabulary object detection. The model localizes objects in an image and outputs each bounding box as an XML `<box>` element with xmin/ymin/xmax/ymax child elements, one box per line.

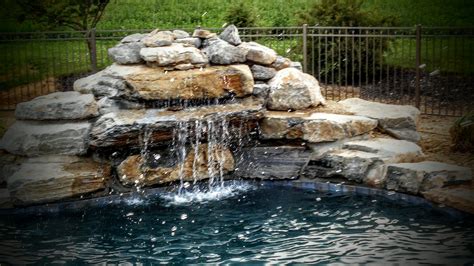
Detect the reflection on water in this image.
<box><xmin>0</xmin><ymin>185</ymin><xmax>473</xmax><ymax>264</ymax></box>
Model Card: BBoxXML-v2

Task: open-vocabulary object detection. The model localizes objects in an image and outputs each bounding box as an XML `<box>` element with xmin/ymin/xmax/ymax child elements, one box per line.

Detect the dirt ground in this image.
<box><xmin>0</xmin><ymin>111</ymin><xmax>472</xmax><ymax>171</ymax></box>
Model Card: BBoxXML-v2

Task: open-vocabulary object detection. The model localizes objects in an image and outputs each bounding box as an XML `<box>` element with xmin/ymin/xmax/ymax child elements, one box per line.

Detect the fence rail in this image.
<box><xmin>0</xmin><ymin>26</ymin><xmax>472</xmax><ymax>116</ymax></box>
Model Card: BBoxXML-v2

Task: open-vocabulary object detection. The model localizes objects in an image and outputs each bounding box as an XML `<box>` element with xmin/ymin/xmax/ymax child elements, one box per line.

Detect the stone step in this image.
<box><xmin>260</xmin><ymin>111</ymin><xmax>377</xmax><ymax>143</ymax></box>
<box><xmin>385</xmin><ymin>161</ymin><xmax>472</xmax><ymax>194</ymax></box>
<box><xmin>90</xmin><ymin>100</ymin><xmax>264</xmax><ymax>148</ymax></box>
<box><xmin>339</xmin><ymin>98</ymin><xmax>421</xmax><ymax>142</ymax></box>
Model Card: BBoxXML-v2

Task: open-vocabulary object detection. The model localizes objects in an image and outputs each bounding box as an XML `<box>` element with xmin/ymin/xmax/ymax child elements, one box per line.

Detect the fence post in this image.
<box><xmin>302</xmin><ymin>24</ymin><xmax>308</xmax><ymax>73</ymax></box>
<box><xmin>415</xmin><ymin>24</ymin><xmax>422</xmax><ymax>109</ymax></box>
<box><xmin>89</xmin><ymin>28</ymin><xmax>98</xmax><ymax>73</ymax></box>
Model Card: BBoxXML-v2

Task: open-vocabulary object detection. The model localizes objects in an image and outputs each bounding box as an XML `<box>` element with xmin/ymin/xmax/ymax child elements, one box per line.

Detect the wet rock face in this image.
<box><xmin>117</xmin><ymin>144</ymin><xmax>234</xmax><ymax>186</ymax></box>
<box><xmin>7</xmin><ymin>157</ymin><xmax>111</xmax><ymax>205</ymax></box>
<box><xmin>89</xmin><ymin>101</ymin><xmax>264</xmax><ymax>148</ymax></box>
<box><xmin>15</xmin><ymin>91</ymin><xmax>99</xmax><ymax>120</ymax></box>
<box><xmin>267</xmin><ymin>68</ymin><xmax>325</xmax><ymax>110</ymax></box>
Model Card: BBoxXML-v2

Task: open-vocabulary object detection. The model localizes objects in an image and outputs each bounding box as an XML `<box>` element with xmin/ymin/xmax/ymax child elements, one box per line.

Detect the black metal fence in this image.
<box><xmin>0</xmin><ymin>26</ymin><xmax>472</xmax><ymax>115</ymax></box>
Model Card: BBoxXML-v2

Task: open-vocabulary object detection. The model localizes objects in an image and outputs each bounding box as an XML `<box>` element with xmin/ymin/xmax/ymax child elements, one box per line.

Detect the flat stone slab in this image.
<box><xmin>140</xmin><ymin>43</ymin><xmax>207</xmax><ymax>66</ymax></box>
<box><xmin>0</xmin><ymin>121</ymin><xmax>91</xmax><ymax>156</ymax></box>
<box><xmin>339</xmin><ymin>98</ymin><xmax>421</xmax><ymax>142</ymax></box>
<box><xmin>422</xmin><ymin>185</ymin><xmax>474</xmax><ymax>214</ymax></box>
<box><xmin>234</xmin><ymin>146</ymin><xmax>312</xmax><ymax>180</ymax></box>
<box><xmin>385</xmin><ymin>161</ymin><xmax>472</xmax><ymax>194</ymax></box>
<box><xmin>7</xmin><ymin>156</ymin><xmax>110</xmax><ymax>205</ymax></box>
<box><xmin>15</xmin><ymin>91</ymin><xmax>99</xmax><ymax>120</ymax></box>
<box><xmin>304</xmin><ymin>138</ymin><xmax>425</xmax><ymax>184</ymax></box>
<box><xmin>260</xmin><ymin>111</ymin><xmax>377</xmax><ymax>143</ymax></box>
<box><xmin>90</xmin><ymin>100</ymin><xmax>264</xmax><ymax>148</ymax></box>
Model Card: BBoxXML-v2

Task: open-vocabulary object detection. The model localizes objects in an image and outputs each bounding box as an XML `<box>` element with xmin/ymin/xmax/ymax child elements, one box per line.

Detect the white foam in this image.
<box><xmin>162</xmin><ymin>181</ymin><xmax>254</xmax><ymax>206</ymax></box>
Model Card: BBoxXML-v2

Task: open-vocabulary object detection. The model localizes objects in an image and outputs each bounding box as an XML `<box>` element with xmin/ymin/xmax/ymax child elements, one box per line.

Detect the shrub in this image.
<box><xmin>223</xmin><ymin>1</ymin><xmax>257</xmax><ymax>28</ymax></box>
<box><xmin>450</xmin><ymin>113</ymin><xmax>474</xmax><ymax>152</ymax></box>
<box><xmin>297</xmin><ymin>0</ymin><xmax>398</xmax><ymax>84</ymax></box>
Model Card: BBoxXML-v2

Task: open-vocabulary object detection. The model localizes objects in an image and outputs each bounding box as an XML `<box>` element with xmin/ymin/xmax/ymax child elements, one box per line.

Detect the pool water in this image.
<box><xmin>0</xmin><ymin>183</ymin><xmax>473</xmax><ymax>264</ymax></box>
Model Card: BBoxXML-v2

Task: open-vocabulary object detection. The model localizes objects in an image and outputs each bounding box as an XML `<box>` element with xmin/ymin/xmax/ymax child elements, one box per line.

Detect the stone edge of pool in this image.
<box><xmin>0</xmin><ymin>180</ymin><xmax>469</xmax><ymax>219</ymax></box>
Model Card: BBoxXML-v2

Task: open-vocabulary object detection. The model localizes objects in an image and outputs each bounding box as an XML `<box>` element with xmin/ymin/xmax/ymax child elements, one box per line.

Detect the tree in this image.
<box><xmin>16</xmin><ymin>0</ymin><xmax>110</xmax><ymax>71</ymax></box>
<box><xmin>223</xmin><ymin>1</ymin><xmax>257</xmax><ymax>28</ymax></box>
<box><xmin>298</xmin><ymin>0</ymin><xmax>398</xmax><ymax>84</ymax></box>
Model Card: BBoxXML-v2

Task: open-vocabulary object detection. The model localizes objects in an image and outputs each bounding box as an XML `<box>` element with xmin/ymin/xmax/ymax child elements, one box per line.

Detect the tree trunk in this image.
<box><xmin>85</xmin><ymin>30</ymin><xmax>97</xmax><ymax>73</ymax></box>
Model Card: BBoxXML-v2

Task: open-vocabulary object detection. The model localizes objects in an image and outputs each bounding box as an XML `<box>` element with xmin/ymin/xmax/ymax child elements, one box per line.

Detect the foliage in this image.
<box><xmin>223</xmin><ymin>1</ymin><xmax>258</xmax><ymax>28</ymax></box>
<box><xmin>298</xmin><ymin>0</ymin><xmax>398</xmax><ymax>83</ymax></box>
<box><xmin>16</xmin><ymin>0</ymin><xmax>110</xmax><ymax>31</ymax></box>
<box><xmin>450</xmin><ymin>113</ymin><xmax>474</xmax><ymax>153</ymax></box>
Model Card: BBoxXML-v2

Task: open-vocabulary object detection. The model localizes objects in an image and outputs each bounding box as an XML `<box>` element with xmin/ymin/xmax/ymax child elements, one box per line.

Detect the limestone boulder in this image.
<box><xmin>219</xmin><ymin>24</ymin><xmax>241</xmax><ymax>45</ymax></box>
<box><xmin>7</xmin><ymin>156</ymin><xmax>110</xmax><ymax>205</ymax></box>
<box><xmin>267</xmin><ymin>68</ymin><xmax>325</xmax><ymax>110</ymax></box>
<box><xmin>0</xmin><ymin>120</ymin><xmax>91</xmax><ymax>156</ymax></box>
<box><xmin>270</xmin><ymin>56</ymin><xmax>292</xmax><ymax>70</ymax></box>
<box><xmin>142</xmin><ymin>30</ymin><xmax>175</xmax><ymax>47</ymax></box>
<box><xmin>108</xmin><ymin>42</ymin><xmax>145</xmax><ymax>64</ymax></box>
<box><xmin>202</xmin><ymin>38</ymin><xmax>247</xmax><ymax>65</ymax></box>
<box><xmin>192</xmin><ymin>29</ymin><xmax>216</xmax><ymax>39</ymax></box>
<box><xmin>117</xmin><ymin>144</ymin><xmax>234</xmax><ymax>186</ymax></box>
<box><xmin>234</xmin><ymin>146</ymin><xmax>311</xmax><ymax>180</ymax></box>
<box><xmin>15</xmin><ymin>91</ymin><xmax>99</xmax><ymax>120</ymax></box>
<box><xmin>238</xmin><ymin>42</ymin><xmax>277</xmax><ymax>65</ymax></box>
<box><xmin>422</xmin><ymin>186</ymin><xmax>474</xmax><ymax>214</ymax></box>
<box><xmin>124</xmin><ymin>64</ymin><xmax>253</xmax><ymax>100</ymax></box>
<box><xmin>172</xmin><ymin>29</ymin><xmax>190</xmax><ymax>39</ymax></box>
<box><xmin>74</xmin><ymin>68</ymin><xmax>129</xmax><ymax>98</ymax></box>
<box><xmin>89</xmin><ymin>101</ymin><xmax>264</xmax><ymax>148</ymax></box>
<box><xmin>120</xmin><ymin>33</ymin><xmax>146</xmax><ymax>43</ymax></box>
<box><xmin>250</xmin><ymin>64</ymin><xmax>276</xmax><ymax>81</ymax></box>
<box><xmin>384</xmin><ymin>161</ymin><xmax>472</xmax><ymax>194</ymax></box>
<box><xmin>140</xmin><ymin>43</ymin><xmax>208</xmax><ymax>66</ymax></box>
<box><xmin>174</xmin><ymin>37</ymin><xmax>201</xmax><ymax>48</ymax></box>
<box><xmin>339</xmin><ymin>98</ymin><xmax>421</xmax><ymax>142</ymax></box>
<box><xmin>260</xmin><ymin>112</ymin><xmax>377</xmax><ymax>143</ymax></box>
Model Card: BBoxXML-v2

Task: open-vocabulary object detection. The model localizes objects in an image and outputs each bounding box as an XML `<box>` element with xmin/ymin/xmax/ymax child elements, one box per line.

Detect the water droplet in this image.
<box><xmin>162</xmin><ymin>221</ymin><xmax>166</xmax><ymax>225</ymax></box>
<box><xmin>154</xmin><ymin>154</ymin><xmax>161</xmax><ymax>160</ymax></box>
<box><xmin>126</xmin><ymin>212</ymin><xmax>134</xmax><ymax>217</ymax></box>
<box><xmin>180</xmin><ymin>213</ymin><xmax>188</xmax><ymax>220</ymax></box>
<box><xmin>151</xmin><ymin>237</ymin><xmax>157</xmax><ymax>242</ymax></box>
<box><xmin>316</xmin><ymin>197</ymin><xmax>321</xmax><ymax>202</ymax></box>
<box><xmin>214</xmin><ymin>229</ymin><xmax>219</xmax><ymax>234</ymax></box>
<box><xmin>171</xmin><ymin>226</ymin><xmax>177</xmax><ymax>232</ymax></box>
<box><xmin>372</xmin><ymin>200</ymin><xmax>377</xmax><ymax>203</ymax></box>
<box><xmin>183</xmin><ymin>182</ymin><xmax>190</xmax><ymax>189</ymax></box>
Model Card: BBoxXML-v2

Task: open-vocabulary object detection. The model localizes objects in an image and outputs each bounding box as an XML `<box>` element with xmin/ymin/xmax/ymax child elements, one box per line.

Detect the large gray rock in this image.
<box><xmin>385</xmin><ymin>161</ymin><xmax>472</xmax><ymax>194</ymax></box>
<box><xmin>142</xmin><ymin>30</ymin><xmax>175</xmax><ymax>47</ymax></box>
<box><xmin>238</xmin><ymin>42</ymin><xmax>277</xmax><ymax>65</ymax></box>
<box><xmin>219</xmin><ymin>24</ymin><xmax>241</xmax><ymax>45</ymax></box>
<box><xmin>267</xmin><ymin>68</ymin><xmax>326</xmax><ymax>110</ymax></box>
<box><xmin>140</xmin><ymin>43</ymin><xmax>208</xmax><ymax>66</ymax></box>
<box><xmin>339</xmin><ymin>98</ymin><xmax>421</xmax><ymax>142</ymax></box>
<box><xmin>202</xmin><ymin>38</ymin><xmax>247</xmax><ymax>65</ymax></box>
<box><xmin>15</xmin><ymin>91</ymin><xmax>99</xmax><ymax>120</ymax></box>
<box><xmin>7</xmin><ymin>156</ymin><xmax>110</xmax><ymax>205</ymax></box>
<box><xmin>234</xmin><ymin>146</ymin><xmax>311</xmax><ymax>180</ymax></box>
<box><xmin>0</xmin><ymin>120</ymin><xmax>91</xmax><ymax>156</ymax></box>
<box><xmin>174</xmin><ymin>37</ymin><xmax>201</xmax><ymax>48</ymax></box>
<box><xmin>90</xmin><ymin>101</ymin><xmax>264</xmax><ymax>148</ymax></box>
<box><xmin>250</xmin><ymin>64</ymin><xmax>276</xmax><ymax>80</ymax></box>
<box><xmin>260</xmin><ymin>112</ymin><xmax>377</xmax><ymax>143</ymax></box>
<box><xmin>108</xmin><ymin>42</ymin><xmax>145</xmax><ymax>64</ymax></box>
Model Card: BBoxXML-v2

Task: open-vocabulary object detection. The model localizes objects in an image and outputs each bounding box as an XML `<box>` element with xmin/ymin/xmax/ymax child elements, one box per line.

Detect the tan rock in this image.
<box><xmin>125</xmin><ymin>64</ymin><xmax>254</xmax><ymax>100</ymax></box>
<box><xmin>238</xmin><ymin>42</ymin><xmax>277</xmax><ymax>65</ymax></box>
<box><xmin>117</xmin><ymin>144</ymin><xmax>235</xmax><ymax>186</ymax></box>
<box><xmin>192</xmin><ymin>29</ymin><xmax>216</xmax><ymax>39</ymax></box>
<box><xmin>7</xmin><ymin>157</ymin><xmax>111</xmax><ymax>205</ymax></box>
<box><xmin>142</xmin><ymin>30</ymin><xmax>175</xmax><ymax>47</ymax></box>
<box><xmin>260</xmin><ymin>111</ymin><xmax>377</xmax><ymax>143</ymax></box>
<box><xmin>422</xmin><ymin>185</ymin><xmax>474</xmax><ymax>214</ymax></box>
